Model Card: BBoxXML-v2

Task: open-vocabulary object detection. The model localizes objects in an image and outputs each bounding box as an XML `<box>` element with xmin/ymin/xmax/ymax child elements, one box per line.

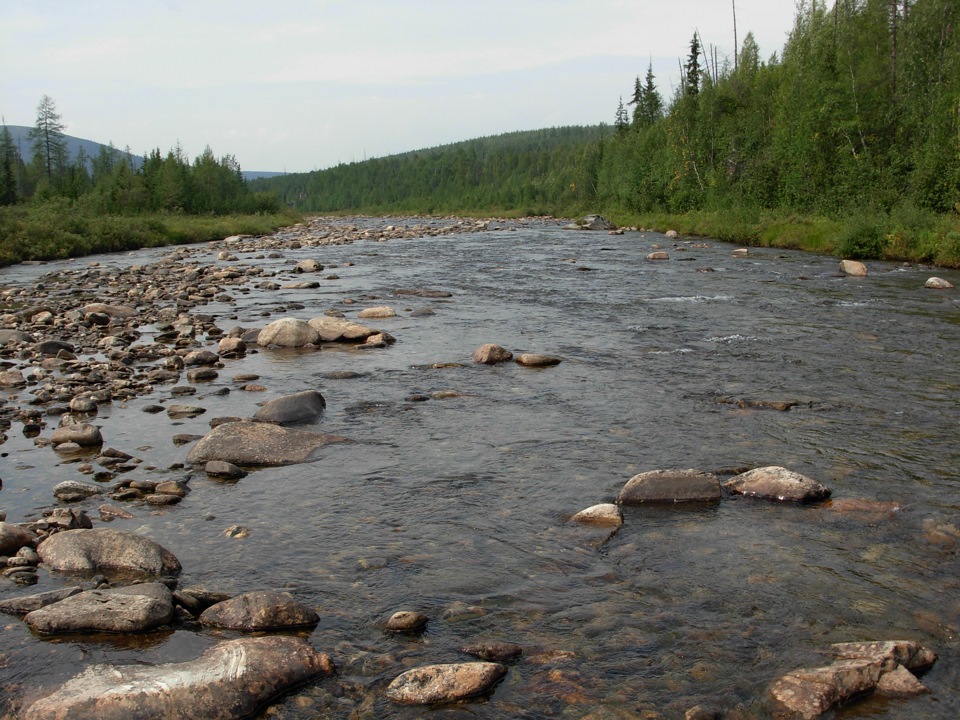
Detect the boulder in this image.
<box><xmin>37</xmin><ymin>528</ymin><xmax>181</xmax><ymax>577</ymax></box>
<box><xmin>307</xmin><ymin>316</ymin><xmax>382</xmax><ymax>343</ymax></box>
<box><xmin>166</xmin><ymin>404</ymin><xmax>206</xmax><ymax>419</ymax></box>
<box><xmin>839</xmin><ymin>259</ymin><xmax>868</xmax><ymax>276</ymax></box>
<box><xmin>253</xmin><ymin>390</ymin><xmax>326</xmax><ymax>425</ymax></box>
<box><xmin>183</xmin><ymin>349</ymin><xmax>219</xmax><ymax>366</ymax></box>
<box><xmin>199</xmin><ymin>590</ymin><xmax>319</xmax><ymax>631</ymax></box>
<box><xmin>0</xmin><ymin>329</ymin><xmax>33</xmax><ymax>344</ymax></box>
<box><xmin>295</xmin><ymin>259</ymin><xmax>323</xmax><ymax>273</ymax></box>
<box><xmin>50</xmin><ymin>424</ymin><xmax>103</xmax><ymax>447</ymax></box>
<box><xmin>186</xmin><ymin>421</ymin><xmax>349</xmax><ymax>467</ymax></box>
<box><xmin>217</xmin><ymin>337</ymin><xmax>246</xmax><ymax>356</ymax></box>
<box><xmin>472</xmin><ymin>344</ymin><xmax>513</xmax><ymax>365</ymax></box>
<box><xmin>24</xmin><ymin>584</ymin><xmax>174</xmax><ymax>635</ymax></box>
<box><xmin>570</xmin><ymin>503</ymin><xmax>623</xmax><ymax>527</ymax></box>
<box><xmin>386</xmin><ymin>662</ymin><xmax>508</xmax><ymax>705</ymax></box>
<box><xmin>22</xmin><ymin>636</ymin><xmax>334</xmax><ymax>720</ymax></box>
<box><xmin>53</xmin><ymin>481</ymin><xmax>103</xmax><ymax>501</ymax></box>
<box><xmin>0</xmin><ymin>522</ymin><xmax>38</xmax><ymax>555</ymax></box>
<box><xmin>924</xmin><ymin>277</ymin><xmax>954</xmax><ymax>289</ymax></box>
<box><xmin>724</xmin><ymin>466</ymin><xmax>831</xmax><ymax>503</ymax></box>
<box><xmin>617</xmin><ymin>469</ymin><xmax>721</xmax><ymax>504</ymax></box>
<box><xmin>257</xmin><ymin>318</ymin><xmax>321</xmax><ymax>348</ymax></box>
<box><xmin>646</xmin><ymin>251</ymin><xmax>669</xmax><ymax>261</ymax></box>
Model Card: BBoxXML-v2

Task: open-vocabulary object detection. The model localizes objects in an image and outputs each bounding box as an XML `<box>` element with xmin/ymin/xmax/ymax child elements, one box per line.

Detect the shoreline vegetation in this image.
<box><xmin>2</xmin><ymin>202</ymin><xmax>960</xmax><ymax>270</ymax></box>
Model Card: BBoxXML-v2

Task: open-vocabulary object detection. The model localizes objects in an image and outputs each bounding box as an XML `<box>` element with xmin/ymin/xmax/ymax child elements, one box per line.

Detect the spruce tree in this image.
<box><xmin>685</xmin><ymin>34</ymin><xmax>702</xmax><ymax>96</ymax></box>
<box><xmin>0</xmin><ymin>122</ymin><xmax>20</xmax><ymax>205</ymax></box>
<box><xmin>28</xmin><ymin>95</ymin><xmax>68</xmax><ymax>189</ymax></box>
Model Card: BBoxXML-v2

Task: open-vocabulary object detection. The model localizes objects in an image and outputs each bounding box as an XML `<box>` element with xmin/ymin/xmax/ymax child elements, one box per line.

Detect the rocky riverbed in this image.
<box><xmin>0</xmin><ymin>215</ymin><xmax>958</xmax><ymax>719</ymax></box>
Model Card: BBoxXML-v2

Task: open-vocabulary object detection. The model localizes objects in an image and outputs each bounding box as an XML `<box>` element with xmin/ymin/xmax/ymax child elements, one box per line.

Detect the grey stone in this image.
<box><xmin>199</xmin><ymin>590</ymin><xmax>319</xmax><ymax>631</ymax></box>
<box><xmin>257</xmin><ymin>318</ymin><xmax>320</xmax><ymax>348</ymax></box>
<box><xmin>37</xmin><ymin>529</ymin><xmax>181</xmax><ymax>578</ymax></box>
<box><xmin>252</xmin><ymin>390</ymin><xmax>326</xmax><ymax>425</ymax></box>
<box><xmin>724</xmin><ymin>466</ymin><xmax>831</xmax><ymax>503</ymax></box>
<box><xmin>0</xmin><ymin>522</ymin><xmax>38</xmax><ymax>555</ymax></box>
<box><xmin>187</xmin><ymin>421</ymin><xmax>348</xmax><ymax>467</ymax></box>
<box><xmin>24</xmin><ymin>584</ymin><xmax>174</xmax><ymax>634</ymax></box>
<box><xmin>617</xmin><ymin>469</ymin><xmax>721</xmax><ymax>504</ymax></box>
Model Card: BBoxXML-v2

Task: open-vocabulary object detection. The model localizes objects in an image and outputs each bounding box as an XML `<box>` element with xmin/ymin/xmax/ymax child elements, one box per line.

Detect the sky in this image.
<box><xmin>2</xmin><ymin>0</ymin><xmax>799</xmax><ymax>173</ymax></box>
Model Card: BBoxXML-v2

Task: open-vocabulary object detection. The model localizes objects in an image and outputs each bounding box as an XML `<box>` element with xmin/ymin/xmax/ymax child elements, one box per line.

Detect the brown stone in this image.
<box><xmin>386</xmin><ymin>662</ymin><xmax>507</xmax><ymax>705</ymax></box>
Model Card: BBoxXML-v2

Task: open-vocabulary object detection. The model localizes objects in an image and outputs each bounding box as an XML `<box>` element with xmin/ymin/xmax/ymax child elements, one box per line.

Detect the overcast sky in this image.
<box><xmin>2</xmin><ymin>0</ymin><xmax>799</xmax><ymax>173</ymax></box>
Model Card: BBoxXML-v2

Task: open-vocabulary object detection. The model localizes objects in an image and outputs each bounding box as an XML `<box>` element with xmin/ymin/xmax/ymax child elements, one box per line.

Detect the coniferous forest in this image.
<box><xmin>2</xmin><ymin>0</ymin><xmax>959</xmax><ymax>266</ymax></box>
<box><xmin>253</xmin><ymin>0</ymin><xmax>960</xmax><ymax>265</ymax></box>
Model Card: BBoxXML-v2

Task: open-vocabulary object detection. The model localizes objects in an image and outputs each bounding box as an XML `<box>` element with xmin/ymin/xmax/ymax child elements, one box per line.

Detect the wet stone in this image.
<box><xmin>385</xmin><ymin>610</ymin><xmax>429</xmax><ymax>633</ymax></box>
<box><xmin>724</xmin><ymin>466</ymin><xmax>831</xmax><ymax>503</ymax></box>
<box><xmin>617</xmin><ymin>469</ymin><xmax>721</xmax><ymax>505</ymax></box>
<box><xmin>386</xmin><ymin>662</ymin><xmax>508</xmax><ymax>705</ymax></box>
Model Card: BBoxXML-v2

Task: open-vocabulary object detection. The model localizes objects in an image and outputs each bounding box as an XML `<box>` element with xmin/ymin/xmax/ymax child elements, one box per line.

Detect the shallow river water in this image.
<box><xmin>1</xmin><ymin>218</ymin><xmax>959</xmax><ymax>719</ymax></box>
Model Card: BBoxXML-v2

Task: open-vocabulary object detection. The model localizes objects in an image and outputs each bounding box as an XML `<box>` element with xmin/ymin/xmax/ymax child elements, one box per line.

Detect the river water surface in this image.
<box><xmin>1</xmin><ymin>218</ymin><xmax>959</xmax><ymax>719</ymax></box>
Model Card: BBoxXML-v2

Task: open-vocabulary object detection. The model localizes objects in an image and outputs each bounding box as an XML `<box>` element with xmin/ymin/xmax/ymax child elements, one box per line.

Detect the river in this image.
<box><xmin>1</xmin><ymin>217</ymin><xmax>959</xmax><ymax>719</ymax></box>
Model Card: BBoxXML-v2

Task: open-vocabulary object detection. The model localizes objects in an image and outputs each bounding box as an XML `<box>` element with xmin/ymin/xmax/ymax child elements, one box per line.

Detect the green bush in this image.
<box><xmin>836</xmin><ymin>213</ymin><xmax>888</xmax><ymax>260</ymax></box>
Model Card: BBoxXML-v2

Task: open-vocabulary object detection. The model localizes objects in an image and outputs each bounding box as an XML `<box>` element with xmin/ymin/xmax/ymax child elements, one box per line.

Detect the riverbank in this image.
<box><xmin>0</xmin><ymin>200</ymin><xmax>301</xmax><ymax>267</ymax></box>
<box><xmin>603</xmin><ymin>207</ymin><xmax>960</xmax><ymax>268</ymax></box>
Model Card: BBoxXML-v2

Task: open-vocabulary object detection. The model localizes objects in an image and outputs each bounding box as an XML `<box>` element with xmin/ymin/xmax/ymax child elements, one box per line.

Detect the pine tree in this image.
<box><xmin>28</xmin><ymin>95</ymin><xmax>68</xmax><ymax>188</ymax></box>
<box><xmin>636</xmin><ymin>63</ymin><xmax>664</xmax><ymax>127</ymax></box>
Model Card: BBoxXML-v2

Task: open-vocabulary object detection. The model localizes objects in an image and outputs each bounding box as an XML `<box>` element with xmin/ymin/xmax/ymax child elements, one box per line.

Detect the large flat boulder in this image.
<box><xmin>768</xmin><ymin>640</ymin><xmax>936</xmax><ymax>719</ymax></box>
<box><xmin>724</xmin><ymin>466</ymin><xmax>831</xmax><ymax>503</ymax></box>
<box><xmin>22</xmin><ymin>636</ymin><xmax>334</xmax><ymax>720</ymax></box>
<box><xmin>386</xmin><ymin>662</ymin><xmax>507</xmax><ymax>705</ymax></box>
<box><xmin>308</xmin><ymin>316</ymin><xmax>381</xmax><ymax>342</ymax></box>
<box><xmin>257</xmin><ymin>318</ymin><xmax>320</xmax><ymax>348</ymax></box>
<box><xmin>186</xmin><ymin>421</ymin><xmax>348</xmax><ymax>467</ymax></box>
<box><xmin>24</xmin><ymin>584</ymin><xmax>174</xmax><ymax>635</ymax></box>
<box><xmin>252</xmin><ymin>390</ymin><xmax>326</xmax><ymax>425</ymax></box>
<box><xmin>617</xmin><ymin>469</ymin><xmax>721</xmax><ymax>504</ymax></box>
<box><xmin>199</xmin><ymin>590</ymin><xmax>319</xmax><ymax>631</ymax></box>
<box><xmin>37</xmin><ymin>529</ymin><xmax>181</xmax><ymax>578</ymax></box>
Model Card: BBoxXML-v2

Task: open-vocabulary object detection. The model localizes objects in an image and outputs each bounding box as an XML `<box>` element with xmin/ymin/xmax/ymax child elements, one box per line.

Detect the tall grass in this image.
<box><xmin>0</xmin><ymin>199</ymin><xmax>300</xmax><ymax>267</ymax></box>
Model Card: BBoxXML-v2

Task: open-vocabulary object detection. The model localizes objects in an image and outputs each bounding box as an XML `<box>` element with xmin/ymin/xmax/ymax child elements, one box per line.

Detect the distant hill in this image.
<box><xmin>250</xmin><ymin>125</ymin><xmax>611</xmax><ymax>215</ymax></box>
<box><xmin>4</xmin><ymin>125</ymin><xmax>278</xmax><ymax>181</ymax></box>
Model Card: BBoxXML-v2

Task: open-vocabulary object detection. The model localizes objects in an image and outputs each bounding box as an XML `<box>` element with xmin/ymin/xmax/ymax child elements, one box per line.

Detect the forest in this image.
<box><xmin>0</xmin><ymin>96</ymin><xmax>290</xmax><ymax>266</ymax></box>
<box><xmin>3</xmin><ymin>0</ymin><xmax>959</xmax><ymax>266</ymax></box>
<box><xmin>253</xmin><ymin>0</ymin><xmax>960</xmax><ymax>265</ymax></box>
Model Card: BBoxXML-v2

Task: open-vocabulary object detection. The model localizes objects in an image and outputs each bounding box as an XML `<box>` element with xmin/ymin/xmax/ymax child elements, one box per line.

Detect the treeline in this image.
<box><xmin>0</xmin><ymin>96</ymin><xmax>293</xmax><ymax>266</ymax></box>
<box><xmin>1</xmin><ymin>95</ymin><xmax>279</xmax><ymax>215</ymax></box>
<box><xmin>252</xmin><ymin>126</ymin><xmax>610</xmax><ymax>215</ymax></box>
<box><xmin>599</xmin><ymin>0</ymin><xmax>960</xmax><ymax>260</ymax></box>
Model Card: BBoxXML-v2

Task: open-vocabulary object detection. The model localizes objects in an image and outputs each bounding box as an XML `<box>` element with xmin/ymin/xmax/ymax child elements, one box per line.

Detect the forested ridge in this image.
<box><xmin>254</xmin><ymin>126</ymin><xmax>610</xmax><ymax>215</ymax></box>
<box><xmin>254</xmin><ymin>0</ymin><xmax>960</xmax><ymax>265</ymax></box>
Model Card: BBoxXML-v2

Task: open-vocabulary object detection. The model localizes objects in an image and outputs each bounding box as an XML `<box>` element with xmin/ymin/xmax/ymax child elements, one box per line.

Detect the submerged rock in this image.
<box><xmin>516</xmin><ymin>353</ymin><xmax>562</xmax><ymax>367</ymax></box>
<box><xmin>308</xmin><ymin>316</ymin><xmax>383</xmax><ymax>343</ymax></box>
<box><xmin>768</xmin><ymin>640</ymin><xmax>936</xmax><ymax>720</ymax></box>
<box><xmin>199</xmin><ymin>590</ymin><xmax>319</xmax><ymax>631</ymax></box>
<box><xmin>252</xmin><ymin>390</ymin><xmax>326</xmax><ymax>425</ymax></box>
<box><xmin>186</xmin><ymin>421</ymin><xmax>348</xmax><ymax>466</ymax></box>
<box><xmin>37</xmin><ymin>528</ymin><xmax>181</xmax><ymax>577</ymax></box>
<box><xmin>385</xmin><ymin>610</ymin><xmax>429</xmax><ymax>633</ymax></box>
<box><xmin>386</xmin><ymin>662</ymin><xmax>507</xmax><ymax>705</ymax></box>
<box><xmin>724</xmin><ymin>466</ymin><xmax>831</xmax><ymax>503</ymax></box>
<box><xmin>460</xmin><ymin>642</ymin><xmax>523</xmax><ymax>662</ymax></box>
<box><xmin>617</xmin><ymin>469</ymin><xmax>721</xmax><ymax>504</ymax></box>
<box><xmin>22</xmin><ymin>636</ymin><xmax>334</xmax><ymax>720</ymax></box>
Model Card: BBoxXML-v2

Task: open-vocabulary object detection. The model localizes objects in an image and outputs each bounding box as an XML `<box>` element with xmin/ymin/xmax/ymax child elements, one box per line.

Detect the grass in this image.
<box><xmin>0</xmin><ymin>200</ymin><xmax>301</xmax><ymax>267</ymax></box>
<box><xmin>601</xmin><ymin>206</ymin><xmax>960</xmax><ymax>268</ymax></box>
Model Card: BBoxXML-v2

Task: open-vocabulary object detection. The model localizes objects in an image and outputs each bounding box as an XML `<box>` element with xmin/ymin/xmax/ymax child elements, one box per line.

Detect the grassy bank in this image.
<box><xmin>0</xmin><ymin>199</ymin><xmax>301</xmax><ymax>268</ymax></box>
<box><xmin>602</xmin><ymin>207</ymin><xmax>960</xmax><ymax>268</ymax></box>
